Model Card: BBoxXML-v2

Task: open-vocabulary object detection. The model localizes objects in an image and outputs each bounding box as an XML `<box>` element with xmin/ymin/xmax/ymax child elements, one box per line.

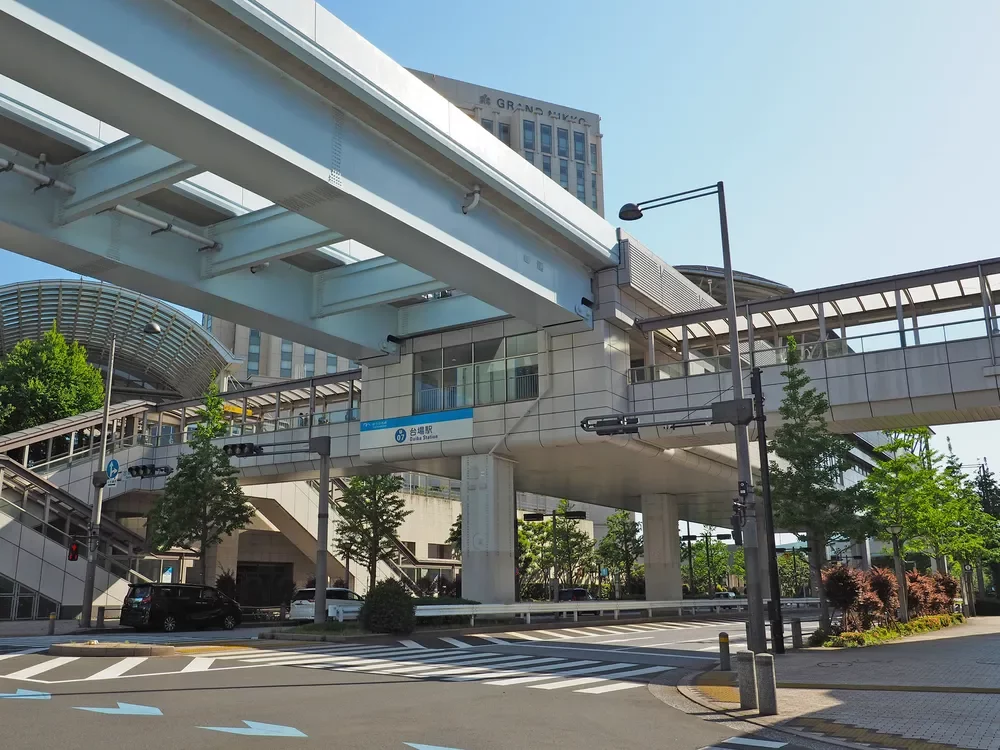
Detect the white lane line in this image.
<box><xmin>592</xmin><ymin>636</ymin><xmax>654</xmax><ymax>644</ymax></box>
<box><xmin>5</xmin><ymin>656</ymin><xmax>78</xmax><ymax>680</ymax></box>
<box><xmin>0</xmin><ymin>648</ymin><xmax>45</xmax><ymax>661</ymax></box>
<box><xmin>503</xmin><ymin>632</ymin><xmax>543</xmax><ymax>641</ymax></box>
<box><xmin>487</xmin><ymin>661</ymin><xmax>635</xmax><ymax>686</ymax></box>
<box><xmin>532</xmin><ymin>665</ymin><xmax>670</xmax><ymax>691</ymax></box>
<box><xmin>468</xmin><ymin>635</ymin><xmax>509</xmax><ymax>645</ymax></box>
<box><xmin>439</xmin><ymin>637</ymin><xmax>473</xmax><ymax>649</ymax></box>
<box><xmin>576</xmin><ymin>681</ymin><xmax>647</xmax><ymax>694</ymax></box>
<box><xmin>180</xmin><ymin>657</ymin><xmax>215</xmax><ymax>673</ymax></box>
<box><xmin>444</xmin><ymin>657</ymin><xmax>571</xmax><ymax>681</ymax></box>
<box><xmin>698</xmin><ymin>646</ymin><xmax>722</xmax><ymax>652</ymax></box>
<box><xmin>530</xmin><ymin>630</ymin><xmax>572</xmax><ymax>640</ymax></box>
<box><xmin>399</xmin><ymin>640</ymin><xmax>427</xmax><ymax>649</ymax></box>
<box><xmin>86</xmin><ymin>657</ymin><xmax>148</xmax><ymax>681</ymax></box>
<box><xmin>353</xmin><ymin>653</ymin><xmax>506</xmax><ymax>673</ymax></box>
<box><xmin>577</xmin><ymin>627</ymin><xmax>623</xmax><ymax>635</ymax></box>
<box><xmin>723</xmin><ymin>738</ymin><xmax>786</xmax><ymax>748</ymax></box>
<box><xmin>373</xmin><ymin>654</ymin><xmax>547</xmax><ymax>676</ymax></box>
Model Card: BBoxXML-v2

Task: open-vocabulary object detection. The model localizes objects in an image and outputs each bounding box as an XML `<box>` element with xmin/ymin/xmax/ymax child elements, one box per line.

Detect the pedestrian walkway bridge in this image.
<box><xmin>628</xmin><ymin>256</ymin><xmax>1000</xmax><ymax>447</ymax></box>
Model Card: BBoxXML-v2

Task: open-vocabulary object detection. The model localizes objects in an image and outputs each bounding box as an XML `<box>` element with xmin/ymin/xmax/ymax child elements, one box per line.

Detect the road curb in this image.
<box><xmin>48</xmin><ymin>642</ymin><xmax>176</xmax><ymax>657</ymax></box>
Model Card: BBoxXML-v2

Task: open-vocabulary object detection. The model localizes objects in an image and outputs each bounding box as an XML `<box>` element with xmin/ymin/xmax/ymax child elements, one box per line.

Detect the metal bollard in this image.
<box><xmin>279</xmin><ymin>603</ymin><xmax>287</xmax><ymax>621</ymax></box>
<box><xmin>719</xmin><ymin>632</ymin><xmax>731</xmax><ymax>671</ymax></box>
<box><xmin>96</xmin><ymin>606</ymin><xmax>105</xmax><ymax>629</ymax></box>
<box><xmin>736</xmin><ymin>651</ymin><xmax>758</xmax><ymax>710</ymax></box>
<box><xmin>755</xmin><ymin>652</ymin><xmax>778</xmax><ymax>716</ymax></box>
<box><xmin>48</xmin><ymin>612</ymin><xmax>56</xmax><ymax>635</ymax></box>
<box><xmin>791</xmin><ymin>618</ymin><xmax>803</xmax><ymax>649</ymax></box>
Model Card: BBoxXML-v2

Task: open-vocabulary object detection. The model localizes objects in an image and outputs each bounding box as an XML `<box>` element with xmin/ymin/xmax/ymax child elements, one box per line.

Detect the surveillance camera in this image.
<box><xmin>249</xmin><ymin>262</ymin><xmax>270</xmax><ymax>274</ymax></box>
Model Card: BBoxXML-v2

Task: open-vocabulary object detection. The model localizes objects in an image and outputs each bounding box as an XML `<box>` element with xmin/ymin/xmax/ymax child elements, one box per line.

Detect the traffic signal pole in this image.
<box><xmin>751</xmin><ymin>367</ymin><xmax>784</xmax><ymax>653</ymax></box>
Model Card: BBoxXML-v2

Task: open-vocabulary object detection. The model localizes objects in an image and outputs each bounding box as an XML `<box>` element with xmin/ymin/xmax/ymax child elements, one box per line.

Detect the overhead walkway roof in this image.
<box><xmin>0</xmin><ymin>279</ymin><xmax>240</xmax><ymax>399</ymax></box>
<box><xmin>640</xmin><ymin>256</ymin><xmax>1000</xmax><ymax>349</ymax></box>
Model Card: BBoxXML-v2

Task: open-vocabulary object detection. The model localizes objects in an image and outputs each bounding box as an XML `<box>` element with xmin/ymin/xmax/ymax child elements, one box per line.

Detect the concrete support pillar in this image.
<box><xmin>461</xmin><ymin>455</ymin><xmax>516</xmax><ymax>604</ymax></box>
<box><xmin>640</xmin><ymin>494</ymin><xmax>683</xmax><ymax>600</ymax></box>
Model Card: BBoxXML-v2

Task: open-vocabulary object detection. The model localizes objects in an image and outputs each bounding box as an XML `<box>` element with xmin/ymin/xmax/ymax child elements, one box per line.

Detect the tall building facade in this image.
<box><xmin>203</xmin><ymin>73</ymin><xmax>604</xmax><ymax>380</ymax></box>
<box><xmin>410</xmin><ymin>70</ymin><xmax>604</xmax><ymax>216</ymax></box>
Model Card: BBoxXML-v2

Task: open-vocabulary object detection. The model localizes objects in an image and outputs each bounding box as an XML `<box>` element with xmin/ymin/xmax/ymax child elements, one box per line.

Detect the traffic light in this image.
<box><xmin>127</xmin><ymin>465</ymin><xmax>174</xmax><ymax>478</ymax></box>
<box><xmin>223</xmin><ymin>443</ymin><xmax>265</xmax><ymax>458</ymax></box>
<box><xmin>67</xmin><ymin>542</ymin><xmax>79</xmax><ymax>561</ymax></box>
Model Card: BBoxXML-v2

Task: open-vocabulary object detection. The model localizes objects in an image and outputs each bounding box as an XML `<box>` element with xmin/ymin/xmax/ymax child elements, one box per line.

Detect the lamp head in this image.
<box><xmin>887</xmin><ymin>523</ymin><xmax>903</xmax><ymax>536</ymax></box>
<box><xmin>142</xmin><ymin>322</ymin><xmax>162</xmax><ymax>335</ymax></box>
<box><xmin>618</xmin><ymin>203</ymin><xmax>643</xmax><ymax>221</ymax></box>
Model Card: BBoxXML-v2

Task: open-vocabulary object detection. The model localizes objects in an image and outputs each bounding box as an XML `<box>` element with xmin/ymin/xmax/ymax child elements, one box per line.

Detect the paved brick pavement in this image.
<box><xmin>684</xmin><ymin>616</ymin><xmax>1000</xmax><ymax>750</ymax></box>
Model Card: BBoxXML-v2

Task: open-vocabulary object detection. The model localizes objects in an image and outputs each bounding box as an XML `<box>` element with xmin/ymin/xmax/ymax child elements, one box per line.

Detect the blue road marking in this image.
<box><xmin>74</xmin><ymin>702</ymin><xmax>162</xmax><ymax>716</ymax></box>
<box><xmin>0</xmin><ymin>689</ymin><xmax>50</xmax><ymax>700</ymax></box>
<box><xmin>198</xmin><ymin>721</ymin><xmax>307</xmax><ymax>738</ymax></box>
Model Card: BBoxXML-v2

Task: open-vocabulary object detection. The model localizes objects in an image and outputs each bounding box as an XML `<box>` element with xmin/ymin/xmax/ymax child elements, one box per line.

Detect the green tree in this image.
<box><xmin>680</xmin><ymin>528</ymin><xmax>734</xmax><ymax>594</ymax></box>
<box><xmin>769</xmin><ymin>337</ymin><xmax>865</xmax><ymax>630</ymax></box>
<box><xmin>447</xmin><ymin>514</ymin><xmax>462</xmax><ymax>560</ymax></box>
<box><xmin>148</xmin><ymin>382</ymin><xmax>254</xmax><ymax>584</ymax></box>
<box><xmin>517</xmin><ymin>519</ymin><xmax>550</xmax><ymax>596</ymax></box>
<box><xmin>0</xmin><ymin>323</ymin><xmax>104</xmax><ymax>453</ymax></box>
<box><xmin>596</xmin><ymin>510</ymin><xmax>643</xmax><ymax>595</ymax></box>
<box><xmin>550</xmin><ymin>500</ymin><xmax>595</xmax><ymax>586</ymax></box>
<box><xmin>973</xmin><ymin>462</ymin><xmax>1000</xmax><ymax>590</ymax></box>
<box><xmin>777</xmin><ymin>550</ymin><xmax>810</xmax><ymax>597</ymax></box>
<box><xmin>334</xmin><ymin>474</ymin><xmax>411</xmax><ymax>593</ymax></box>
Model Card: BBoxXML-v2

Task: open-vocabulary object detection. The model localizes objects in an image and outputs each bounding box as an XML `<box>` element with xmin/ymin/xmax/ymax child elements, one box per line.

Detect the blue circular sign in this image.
<box><xmin>106</xmin><ymin>458</ymin><xmax>120</xmax><ymax>480</ymax></box>
<box><xmin>394</xmin><ymin>428</ymin><xmax>407</xmax><ymax>443</ymax></box>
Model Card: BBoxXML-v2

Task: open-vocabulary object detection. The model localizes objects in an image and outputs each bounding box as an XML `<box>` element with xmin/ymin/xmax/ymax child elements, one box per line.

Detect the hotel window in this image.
<box><xmin>591</xmin><ymin>173</ymin><xmax>598</xmax><ymax>209</ymax></box>
<box><xmin>557</xmin><ymin>128</ymin><xmax>568</xmax><ymax>158</ymax></box>
<box><xmin>413</xmin><ymin>333</ymin><xmax>538</xmax><ymax>414</ymax></box>
<box><xmin>590</xmin><ymin>142</ymin><xmax>598</xmax><ymax>168</ymax></box>
<box><xmin>247</xmin><ymin>329</ymin><xmax>261</xmax><ymax>376</ymax></box>
<box><xmin>326</xmin><ymin>353</ymin><xmax>338</xmax><ymax>374</ymax></box>
<box><xmin>304</xmin><ymin>346</ymin><xmax>315</xmax><ymax>378</ymax></box>
<box><xmin>524</xmin><ymin>150</ymin><xmax>534</xmax><ymax>164</ymax></box>
<box><xmin>202</xmin><ymin>314</ymin><xmax>213</xmax><ymax>333</ymax></box>
<box><xmin>540</xmin><ymin>124</ymin><xmax>552</xmax><ymax>154</ymax></box>
<box><xmin>574</xmin><ymin>131</ymin><xmax>585</xmax><ymax>162</ymax></box>
<box><xmin>481</xmin><ymin>118</ymin><xmax>493</xmax><ymax>134</ymax></box>
<box><xmin>498</xmin><ymin>122</ymin><xmax>510</xmax><ymax>146</ymax></box>
<box><xmin>542</xmin><ymin>154</ymin><xmax>552</xmax><ymax>177</ymax></box>
<box><xmin>280</xmin><ymin>339</ymin><xmax>293</xmax><ymax>378</ymax></box>
<box><xmin>559</xmin><ymin>159</ymin><xmax>569</xmax><ymax>189</ymax></box>
<box><xmin>576</xmin><ymin>163</ymin><xmax>586</xmax><ymax>201</ymax></box>
<box><xmin>522</xmin><ymin>120</ymin><xmax>535</xmax><ymax>151</ymax></box>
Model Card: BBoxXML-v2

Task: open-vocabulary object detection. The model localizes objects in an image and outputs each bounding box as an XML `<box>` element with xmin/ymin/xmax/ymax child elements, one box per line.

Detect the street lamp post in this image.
<box><xmin>620</xmin><ymin>182</ymin><xmax>769</xmax><ymax>653</ymax></box>
<box><xmin>81</xmin><ymin>322</ymin><xmax>161</xmax><ymax>628</ymax></box>
<box><xmin>886</xmin><ymin>523</ymin><xmax>909</xmax><ymax>623</ymax></box>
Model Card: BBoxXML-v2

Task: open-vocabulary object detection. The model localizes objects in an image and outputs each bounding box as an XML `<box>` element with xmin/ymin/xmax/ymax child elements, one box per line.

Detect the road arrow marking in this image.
<box><xmin>73</xmin><ymin>702</ymin><xmax>162</xmax><ymax>716</ymax></box>
<box><xmin>404</xmin><ymin>744</ymin><xmax>466</xmax><ymax>750</ymax></box>
<box><xmin>0</xmin><ymin>689</ymin><xmax>50</xmax><ymax>700</ymax></box>
<box><xmin>198</xmin><ymin>721</ymin><xmax>307</xmax><ymax>737</ymax></box>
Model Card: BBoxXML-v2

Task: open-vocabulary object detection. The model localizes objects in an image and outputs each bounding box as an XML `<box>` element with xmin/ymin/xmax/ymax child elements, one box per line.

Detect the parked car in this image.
<box><xmin>289</xmin><ymin>587</ymin><xmax>364</xmax><ymax>621</ymax></box>
<box><xmin>121</xmin><ymin>583</ymin><xmax>242</xmax><ymax>632</ymax></box>
<box><xmin>558</xmin><ymin>588</ymin><xmax>595</xmax><ymax>602</ymax></box>
<box><xmin>714</xmin><ymin>591</ymin><xmax>738</xmax><ymax>599</ymax></box>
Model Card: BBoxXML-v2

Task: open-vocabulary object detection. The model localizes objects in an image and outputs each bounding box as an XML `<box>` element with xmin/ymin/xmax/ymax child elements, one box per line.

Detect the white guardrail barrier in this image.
<box><xmin>405</xmin><ymin>598</ymin><xmax>820</xmax><ymax>627</ymax></box>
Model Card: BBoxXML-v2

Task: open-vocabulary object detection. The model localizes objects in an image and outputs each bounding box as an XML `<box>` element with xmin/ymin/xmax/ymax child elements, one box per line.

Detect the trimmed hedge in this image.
<box><xmin>822</xmin><ymin>613</ymin><xmax>965</xmax><ymax>648</ymax></box>
<box><xmin>360</xmin><ymin>579</ymin><xmax>416</xmax><ymax>634</ymax></box>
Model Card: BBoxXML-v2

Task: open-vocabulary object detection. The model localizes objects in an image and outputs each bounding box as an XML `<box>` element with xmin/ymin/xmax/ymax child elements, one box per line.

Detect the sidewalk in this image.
<box><xmin>683</xmin><ymin>616</ymin><xmax>1000</xmax><ymax>750</ymax></box>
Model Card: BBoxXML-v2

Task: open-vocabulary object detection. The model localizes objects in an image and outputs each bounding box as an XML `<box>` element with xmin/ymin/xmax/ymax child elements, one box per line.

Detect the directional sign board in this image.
<box><xmin>106</xmin><ymin>459</ymin><xmax>120</xmax><ymax>480</ymax></box>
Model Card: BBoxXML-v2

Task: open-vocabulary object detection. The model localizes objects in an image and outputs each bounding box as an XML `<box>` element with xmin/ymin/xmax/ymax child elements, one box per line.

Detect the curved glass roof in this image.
<box><xmin>0</xmin><ymin>279</ymin><xmax>239</xmax><ymax>399</ymax></box>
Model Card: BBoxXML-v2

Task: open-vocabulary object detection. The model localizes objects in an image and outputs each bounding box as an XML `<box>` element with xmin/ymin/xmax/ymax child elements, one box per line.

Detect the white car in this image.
<box><xmin>289</xmin><ymin>587</ymin><xmax>364</xmax><ymax>621</ymax></box>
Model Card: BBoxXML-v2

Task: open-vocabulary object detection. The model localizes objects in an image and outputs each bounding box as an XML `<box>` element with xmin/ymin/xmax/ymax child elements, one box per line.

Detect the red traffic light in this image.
<box><xmin>68</xmin><ymin>542</ymin><xmax>80</xmax><ymax>562</ymax></box>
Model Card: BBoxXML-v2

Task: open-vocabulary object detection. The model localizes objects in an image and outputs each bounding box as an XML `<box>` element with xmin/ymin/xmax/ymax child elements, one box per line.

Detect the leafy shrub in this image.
<box><xmin>807</xmin><ymin>628</ymin><xmax>830</xmax><ymax>647</ymax></box>
<box><xmin>824</xmin><ymin>565</ymin><xmax>881</xmax><ymax>631</ymax></box>
<box><xmin>215</xmin><ymin>568</ymin><xmax>237</xmax><ymax>599</ymax></box>
<box><xmin>933</xmin><ymin>572</ymin><xmax>960</xmax><ymax>601</ymax></box>
<box><xmin>360</xmin><ymin>579</ymin><xmax>416</xmax><ymax>634</ymax></box>
<box><xmin>831</xmin><ymin>631</ymin><xmax>867</xmax><ymax>647</ymax></box>
<box><xmin>824</xmin><ymin>613</ymin><xmax>964</xmax><ymax>647</ymax></box>
<box><xmin>868</xmin><ymin>567</ymin><xmax>900</xmax><ymax>622</ymax></box>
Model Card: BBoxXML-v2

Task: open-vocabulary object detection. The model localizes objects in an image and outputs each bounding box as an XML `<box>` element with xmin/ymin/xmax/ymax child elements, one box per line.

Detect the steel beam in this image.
<box><xmin>0</xmin><ymin>168</ymin><xmax>394</xmax><ymax>357</ymax></box>
<box><xmin>398</xmin><ymin>294</ymin><xmax>506</xmax><ymax>337</ymax></box>
<box><xmin>56</xmin><ymin>136</ymin><xmax>200</xmax><ymax>224</ymax></box>
<box><xmin>0</xmin><ymin>0</ymin><xmax>603</xmax><ymax>329</ymax></box>
<box><xmin>204</xmin><ymin>205</ymin><xmax>343</xmax><ymax>276</ymax></box>
<box><xmin>314</xmin><ymin>257</ymin><xmax>448</xmax><ymax>317</ymax></box>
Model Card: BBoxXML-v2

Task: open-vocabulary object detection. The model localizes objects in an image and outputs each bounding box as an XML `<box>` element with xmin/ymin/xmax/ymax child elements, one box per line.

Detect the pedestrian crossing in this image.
<box><xmin>0</xmin><ymin>641</ymin><xmax>676</xmax><ymax>696</ymax></box>
<box><xmin>0</xmin><ymin>629</ymin><xmax>263</xmax><ymax>652</ymax></box>
<box><xmin>418</xmin><ymin>617</ymin><xmax>742</xmax><ymax>648</ymax></box>
<box><xmin>698</xmin><ymin>737</ymin><xmax>789</xmax><ymax>750</ymax></box>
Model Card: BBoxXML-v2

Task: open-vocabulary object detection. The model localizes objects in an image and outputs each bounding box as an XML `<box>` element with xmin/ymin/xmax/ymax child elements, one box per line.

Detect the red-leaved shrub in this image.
<box><xmin>868</xmin><ymin>567</ymin><xmax>900</xmax><ymax>623</ymax></box>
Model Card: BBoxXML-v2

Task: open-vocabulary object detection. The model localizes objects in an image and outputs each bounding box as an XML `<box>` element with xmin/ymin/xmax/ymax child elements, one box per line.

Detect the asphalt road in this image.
<box><xmin>0</xmin><ymin>616</ymin><xmax>822</xmax><ymax>749</ymax></box>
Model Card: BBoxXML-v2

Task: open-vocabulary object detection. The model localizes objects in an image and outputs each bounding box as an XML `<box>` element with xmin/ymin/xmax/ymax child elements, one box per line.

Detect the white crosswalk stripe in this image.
<box><xmin>438</xmin><ymin>637</ymin><xmax>473</xmax><ymax>649</ymax></box>
<box><xmin>399</xmin><ymin>640</ymin><xmax>427</xmax><ymax>649</ymax></box>
<box><xmin>5</xmin><ymin>656</ymin><xmax>78</xmax><ymax>679</ymax></box>
<box><xmin>86</xmin><ymin>656</ymin><xmax>147</xmax><ymax>680</ymax></box>
<box><xmin>722</xmin><ymin>738</ymin><xmax>786</xmax><ymax>748</ymax></box>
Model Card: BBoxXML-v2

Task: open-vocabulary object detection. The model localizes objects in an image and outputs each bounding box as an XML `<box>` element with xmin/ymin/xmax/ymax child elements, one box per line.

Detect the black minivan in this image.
<box><xmin>120</xmin><ymin>583</ymin><xmax>242</xmax><ymax>632</ymax></box>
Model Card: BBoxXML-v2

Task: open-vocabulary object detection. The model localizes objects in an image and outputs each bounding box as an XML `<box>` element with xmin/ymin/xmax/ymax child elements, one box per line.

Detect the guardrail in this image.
<box><xmin>412</xmin><ymin>598</ymin><xmax>819</xmax><ymax>626</ymax></box>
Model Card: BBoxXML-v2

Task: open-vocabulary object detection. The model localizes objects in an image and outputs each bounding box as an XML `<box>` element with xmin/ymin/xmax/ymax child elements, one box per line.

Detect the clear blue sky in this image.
<box><xmin>3</xmin><ymin>1</ymin><xmax>999</xmax><ymax>467</ymax></box>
